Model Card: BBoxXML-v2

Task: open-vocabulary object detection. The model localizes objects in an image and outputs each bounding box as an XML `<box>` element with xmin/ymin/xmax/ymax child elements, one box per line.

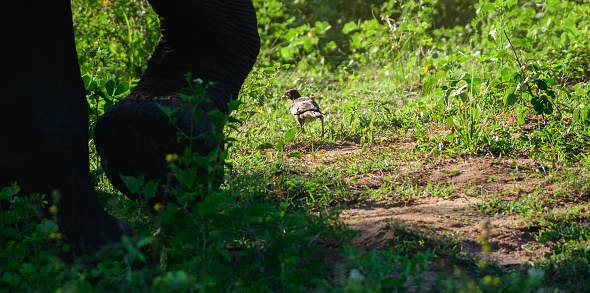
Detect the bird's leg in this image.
<box><xmin>299</xmin><ymin>121</ymin><xmax>306</xmax><ymax>135</ymax></box>
<box><xmin>320</xmin><ymin>116</ymin><xmax>325</xmax><ymax>138</ymax></box>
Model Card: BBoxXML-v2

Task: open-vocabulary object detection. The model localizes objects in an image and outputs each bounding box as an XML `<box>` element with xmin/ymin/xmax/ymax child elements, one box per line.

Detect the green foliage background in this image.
<box><xmin>2</xmin><ymin>0</ymin><xmax>590</xmax><ymax>292</ymax></box>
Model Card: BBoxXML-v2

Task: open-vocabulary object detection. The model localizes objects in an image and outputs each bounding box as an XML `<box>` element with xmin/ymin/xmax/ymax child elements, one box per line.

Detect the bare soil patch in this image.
<box><xmin>340</xmin><ymin>198</ymin><xmax>549</xmax><ymax>266</ymax></box>
<box><xmin>287</xmin><ymin>139</ymin><xmax>560</xmax><ymax>266</ymax></box>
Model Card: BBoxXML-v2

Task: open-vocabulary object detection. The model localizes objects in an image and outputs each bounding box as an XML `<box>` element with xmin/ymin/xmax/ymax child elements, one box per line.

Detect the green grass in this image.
<box><xmin>3</xmin><ymin>0</ymin><xmax>590</xmax><ymax>291</ymax></box>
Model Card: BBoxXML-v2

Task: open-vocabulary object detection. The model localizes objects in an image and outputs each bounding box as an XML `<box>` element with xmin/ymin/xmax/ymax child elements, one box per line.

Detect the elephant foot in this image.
<box><xmin>94</xmin><ymin>95</ymin><xmax>221</xmax><ymax>206</ymax></box>
<box><xmin>86</xmin><ymin>212</ymin><xmax>133</xmax><ymax>245</ymax></box>
<box><xmin>59</xmin><ymin>209</ymin><xmax>133</xmax><ymax>255</ymax></box>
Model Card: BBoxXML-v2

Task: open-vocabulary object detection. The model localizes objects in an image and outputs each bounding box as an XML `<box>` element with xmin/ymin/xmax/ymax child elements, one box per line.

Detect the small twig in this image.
<box><xmin>504</xmin><ymin>31</ymin><xmax>539</xmax><ymax>105</ymax></box>
<box><xmin>503</xmin><ymin>30</ymin><xmax>524</xmax><ymax>71</ymax></box>
<box><xmin>503</xmin><ymin>31</ymin><xmax>537</xmax><ymax>95</ymax></box>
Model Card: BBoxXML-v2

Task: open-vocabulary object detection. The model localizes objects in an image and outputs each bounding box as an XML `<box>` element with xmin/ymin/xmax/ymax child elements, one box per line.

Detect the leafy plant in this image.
<box><xmin>5</xmin><ymin>0</ymin><xmax>590</xmax><ymax>291</ymax></box>
<box><xmin>0</xmin><ymin>184</ymin><xmax>46</xmax><ymax>225</ymax></box>
<box><xmin>0</xmin><ymin>186</ymin><xmax>68</xmax><ymax>292</ymax></box>
<box><xmin>85</xmin><ymin>75</ymin><xmax>131</xmax><ymax>140</ymax></box>
<box><xmin>73</xmin><ymin>0</ymin><xmax>159</xmax><ymax>80</ymax></box>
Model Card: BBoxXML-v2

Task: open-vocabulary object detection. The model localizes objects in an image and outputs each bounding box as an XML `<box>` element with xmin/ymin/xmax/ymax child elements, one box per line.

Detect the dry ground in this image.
<box><xmin>285</xmin><ymin>136</ymin><xmax>582</xmax><ymax>267</ymax></box>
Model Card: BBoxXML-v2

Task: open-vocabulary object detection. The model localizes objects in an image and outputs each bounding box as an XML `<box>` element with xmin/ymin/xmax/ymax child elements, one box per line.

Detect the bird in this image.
<box><xmin>282</xmin><ymin>89</ymin><xmax>324</xmax><ymax>137</ymax></box>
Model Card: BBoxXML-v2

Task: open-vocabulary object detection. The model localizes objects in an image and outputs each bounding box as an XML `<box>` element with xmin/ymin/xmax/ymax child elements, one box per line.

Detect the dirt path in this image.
<box><xmin>340</xmin><ymin>197</ymin><xmax>549</xmax><ymax>266</ymax></box>
<box><xmin>289</xmin><ymin>140</ymin><xmax>563</xmax><ymax>266</ymax></box>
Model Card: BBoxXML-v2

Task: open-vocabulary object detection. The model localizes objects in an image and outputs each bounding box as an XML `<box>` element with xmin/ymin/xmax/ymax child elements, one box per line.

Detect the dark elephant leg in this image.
<box><xmin>94</xmin><ymin>0</ymin><xmax>260</xmax><ymax>203</ymax></box>
<box><xmin>0</xmin><ymin>1</ymin><xmax>131</xmax><ymax>252</ymax></box>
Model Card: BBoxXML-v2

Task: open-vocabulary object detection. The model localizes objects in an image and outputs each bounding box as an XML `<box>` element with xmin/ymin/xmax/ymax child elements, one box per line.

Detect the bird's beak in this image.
<box><xmin>281</xmin><ymin>93</ymin><xmax>289</xmax><ymax>99</ymax></box>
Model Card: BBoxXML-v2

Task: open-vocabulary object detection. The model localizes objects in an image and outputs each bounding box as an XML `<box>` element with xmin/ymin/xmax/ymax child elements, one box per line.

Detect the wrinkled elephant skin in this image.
<box><xmin>0</xmin><ymin>0</ymin><xmax>260</xmax><ymax>253</ymax></box>
<box><xmin>94</xmin><ymin>0</ymin><xmax>260</xmax><ymax>205</ymax></box>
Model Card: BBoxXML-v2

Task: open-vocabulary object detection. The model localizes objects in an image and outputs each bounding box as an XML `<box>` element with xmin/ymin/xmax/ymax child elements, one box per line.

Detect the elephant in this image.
<box><xmin>0</xmin><ymin>0</ymin><xmax>260</xmax><ymax>252</ymax></box>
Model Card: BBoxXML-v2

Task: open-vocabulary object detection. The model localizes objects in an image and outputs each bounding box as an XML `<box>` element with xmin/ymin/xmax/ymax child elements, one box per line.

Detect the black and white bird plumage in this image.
<box><xmin>281</xmin><ymin>89</ymin><xmax>324</xmax><ymax>137</ymax></box>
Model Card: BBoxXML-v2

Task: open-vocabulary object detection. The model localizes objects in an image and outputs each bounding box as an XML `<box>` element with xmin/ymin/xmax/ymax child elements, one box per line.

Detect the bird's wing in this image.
<box><xmin>292</xmin><ymin>97</ymin><xmax>321</xmax><ymax>115</ymax></box>
<box><xmin>309</xmin><ymin>99</ymin><xmax>322</xmax><ymax>113</ymax></box>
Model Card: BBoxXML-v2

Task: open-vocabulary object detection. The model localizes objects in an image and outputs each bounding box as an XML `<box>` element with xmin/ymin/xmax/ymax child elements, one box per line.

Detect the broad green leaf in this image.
<box><xmin>574</xmin><ymin>108</ymin><xmax>582</xmax><ymax>122</ymax></box>
<box><xmin>314</xmin><ymin>21</ymin><xmax>330</xmax><ymax>33</ymax></box>
<box><xmin>287</xmin><ymin>151</ymin><xmax>302</xmax><ymax>159</ymax></box>
<box><xmin>12</xmin><ymin>272</ymin><xmax>20</xmax><ymax>285</ymax></box>
<box><xmin>459</xmin><ymin>93</ymin><xmax>469</xmax><ymax>103</ymax></box>
<box><xmin>531</xmin><ymin>95</ymin><xmax>553</xmax><ymax>115</ymax></box>
<box><xmin>544</xmin><ymin>78</ymin><xmax>555</xmax><ymax>86</ymax></box>
<box><xmin>105</xmin><ymin>79</ymin><xmax>116</xmax><ymax>96</ymax></box>
<box><xmin>507</xmin><ymin>87</ymin><xmax>516</xmax><ymax>95</ymax></box>
<box><xmin>114</xmin><ymin>81</ymin><xmax>130</xmax><ymax>95</ymax></box>
<box><xmin>120</xmin><ymin>174</ymin><xmax>145</xmax><ymax>194</ymax></box>
<box><xmin>280</xmin><ymin>47</ymin><xmax>293</xmax><ymax>60</ymax></box>
<box><xmin>20</xmin><ymin>262</ymin><xmax>35</xmax><ymax>274</ymax></box>
<box><xmin>423</xmin><ymin>80</ymin><xmax>433</xmax><ymax>95</ymax></box>
<box><xmin>518</xmin><ymin>111</ymin><xmax>526</xmax><ymax>125</ymax></box>
<box><xmin>88</xmin><ymin>80</ymin><xmax>98</xmax><ymax>91</ymax></box>
<box><xmin>483</xmin><ymin>3</ymin><xmax>496</xmax><ymax>13</ymax></box>
<box><xmin>219</xmin><ymin>148</ymin><xmax>229</xmax><ymax>161</ymax></box>
<box><xmin>500</xmin><ymin>67</ymin><xmax>510</xmax><ymax>77</ymax></box>
<box><xmin>505</xmin><ymin>93</ymin><xmax>517</xmax><ymax>106</ymax></box>
<box><xmin>0</xmin><ymin>185</ymin><xmax>20</xmax><ymax>198</ymax></box>
<box><xmin>489</xmin><ymin>79</ymin><xmax>500</xmax><ymax>88</ymax></box>
<box><xmin>342</xmin><ymin>21</ymin><xmax>358</xmax><ymax>34</ymax></box>
<box><xmin>142</xmin><ymin>179</ymin><xmax>160</xmax><ymax>200</ymax></box>
<box><xmin>445</xmin><ymin>132</ymin><xmax>456</xmax><ymax>141</ymax></box>
<box><xmin>510</xmin><ymin>72</ymin><xmax>522</xmax><ymax>83</ymax></box>
<box><xmin>522</xmin><ymin>91</ymin><xmax>531</xmax><ymax>101</ymax></box>
<box><xmin>40</xmin><ymin>263</ymin><xmax>54</xmax><ymax>277</ymax></box>
<box><xmin>303</xmin><ymin>36</ymin><xmax>315</xmax><ymax>52</ymax></box>
<box><xmin>457</xmin><ymin>56</ymin><xmax>469</xmax><ymax>63</ymax></box>
<box><xmin>537</xmin><ymin>79</ymin><xmax>548</xmax><ymax>90</ymax></box>
<box><xmin>284</xmin><ymin>127</ymin><xmax>298</xmax><ymax>143</ymax></box>
<box><xmin>569</xmin><ymin>26</ymin><xmax>579</xmax><ymax>36</ymax></box>
<box><xmin>276</xmin><ymin>140</ymin><xmax>285</xmax><ymax>152</ymax></box>
<box><xmin>104</xmin><ymin>99</ymin><xmax>114</xmax><ymax>112</ymax></box>
<box><xmin>324</xmin><ymin>41</ymin><xmax>337</xmax><ymax>51</ymax></box>
<box><xmin>527</xmin><ymin>63</ymin><xmax>540</xmax><ymax>71</ymax></box>
<box><xmin>82</xmin><ymin>75</ymin><xmax>91</xmax><ymax>88</ymax></box>
<box><xmin>505</xmin><ymin>0</ymin><xmax>517</xmax><ymax>8</ymax></box>
<box><xmin>2</xmin><ymin>272</ymin><xmax>13</xmax><ymax>286</ymax></box>
<box><xmin>511</xmin><ymin>38</ymin><xmax>524</xmax><ymax>46</ymax></box>
<box><xmin>157</xmin><ymin>105</ymin><xmax>173</xmax><ymax>118</ymax></box>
